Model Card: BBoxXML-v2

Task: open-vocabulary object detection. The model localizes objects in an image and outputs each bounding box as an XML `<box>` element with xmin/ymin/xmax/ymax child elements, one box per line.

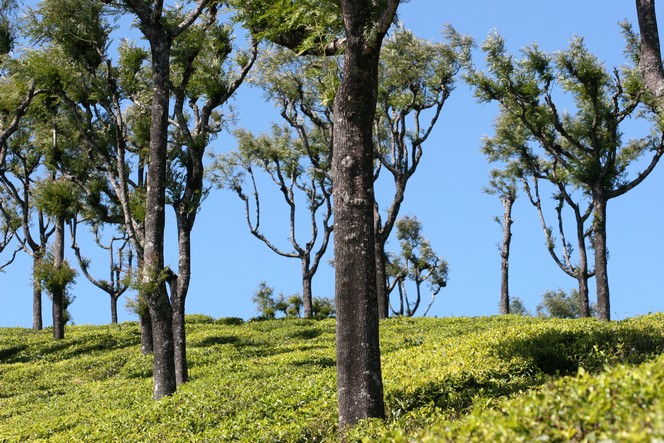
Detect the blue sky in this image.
<box><xmin>2</xmin><ymin>0</ymin><xmax>663</xmax><ymax>327</ymax></box>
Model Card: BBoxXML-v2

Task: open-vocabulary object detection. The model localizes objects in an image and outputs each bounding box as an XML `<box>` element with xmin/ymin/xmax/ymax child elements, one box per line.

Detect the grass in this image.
<box><xmin>1</xmin><ymin>314</ymin><xmax>663</xmax><ymax>441</ymax></box>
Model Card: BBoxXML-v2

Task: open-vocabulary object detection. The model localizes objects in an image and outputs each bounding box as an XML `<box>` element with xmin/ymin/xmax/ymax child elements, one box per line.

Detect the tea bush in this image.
<box><xmin>1</xmin><ymin>314</ymin><xmax>663</xmax><ymax>441</ymax></box>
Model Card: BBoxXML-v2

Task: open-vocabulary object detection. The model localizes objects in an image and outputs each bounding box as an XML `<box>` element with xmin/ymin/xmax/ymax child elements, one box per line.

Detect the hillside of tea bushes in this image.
<box><xmin>1</xmin><ymin>314</ymin><xmax>664</xmax><ymax>441</ymax></box>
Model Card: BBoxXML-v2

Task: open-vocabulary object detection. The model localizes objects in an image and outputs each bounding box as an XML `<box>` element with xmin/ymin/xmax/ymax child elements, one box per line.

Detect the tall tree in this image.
<box><xmin>483</xmin><ymin>169</ymin><xmax>517</xmax><ymax>315</ymax></box>
<box><xmin>0</xmin><ymin>126</ymin><xmax>54</xmax><ymax>330</ymax></box>
<box><xmin>521</xmin><ymin>173</ymin><xmax>595</xmax><ymax>317</ymax></box>
<box><xmin>214</xmin><ymin>46</ymin><xmax>334</xmax><ymax>318</ymax></box>
<box><xmin>372</xmin><ymin>26</ymin><xmax>470</xmax><ymax>319</ymax></box>
<box><xmin>467</xmin><ymin>33</ymin><xmax>664</xmax><ymax>321</ymax></box>
<box><xmin>215</xmin><ymin>123</ymin><xmax>333</xmax><ymax>318</ymax></box>
<box><xmin>331</xmin><ymin>0</ymin><xmax>400</xmax><ymax>427</ymax></box>
<box><xmin>166</xmin><ymin>10</ymin><xmax>257</xmax><ymax>385</ymax></box>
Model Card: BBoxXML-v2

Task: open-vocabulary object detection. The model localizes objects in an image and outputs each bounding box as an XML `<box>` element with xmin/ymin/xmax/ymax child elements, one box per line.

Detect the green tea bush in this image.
<box><xmin>184</xmin><ymin>314</ymin><xmax>215</xmax><ymax>324</ymax></box>
<box><xmin>1</xmin><ymin>314</ymin><xmax>663</xmax><ymax>442</ymax></box>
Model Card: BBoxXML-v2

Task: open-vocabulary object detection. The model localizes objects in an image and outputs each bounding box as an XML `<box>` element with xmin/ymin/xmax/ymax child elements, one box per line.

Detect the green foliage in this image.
<box><xmin>387</xmin><ymin>216</ymin><xmax>448</xmax><ymax>316</ymax></box>
<box><xmin>33</xmin><ymin>178</ymin><xmax>82</xmax><ymax>220</ymax></box>
<box><xmin>214</xmin><ymin>317</ymin><xmax>244</xmax><ymax>326</ymax></box>
<box><xmin>34</xmin><ymin>253</ymin><xmax>77</xmax><ymax>297</ymax></box>
<box><xmin>536</xmin><ymin>288</ymin><xmax>597</xmax><ymax>319</ymax></box>
<box><xmin>508</xmin><ymin>296</ymin><xmax>530</xmax><ymax>316</ymax></box>
<box><xmin>184</xmin><ymin>314</ymin><xmax>215</xmax><ymax>325</ymax></box>
<box><xmin>251</xmin><ymin>282</ymin><xmax>334</xmax><ymax>319</ymax></box>
<box><xmin>2</xmin><ymin>315</ymin><xmax>664</xmax><ymax>441</ymax></box>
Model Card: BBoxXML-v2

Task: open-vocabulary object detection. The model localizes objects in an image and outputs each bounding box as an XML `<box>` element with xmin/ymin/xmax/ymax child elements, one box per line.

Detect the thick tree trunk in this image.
<box><xmin>333</xmin><ymin>3</ymin><xmax>388</xmax><ymax>426</ymax></box>
<box><xmin>375</xmin><ymin>237</ymin><xmax>389</xmax><ymax>319</ymax></box>
<box><xmin>592</xmin><ymin>192</ymin><xmax>611</xmax><ymax>321</ymax></box>
<box><xmin>499</xmin><ymin>195</ymin><xmax>513</xmax><ymax>315</ymax></box>
<box><xmin>302</xmin><ymin>264</ymin><xmax>313</xmax><ymax>318</ymax></box>
<box><xmin>140</xmin><ymin>309</ymin><xmax>153</xmax><ymax>355</ymax></box>
<box><xmin>142</xmin><ymin>35</ymin><xmax>176</xmax><ymax>399</ymax></box>
<box><xmin>32</xmin><ymin>254</ymin><xmax>43</xmax><ymax>330</ymax></box>
<box><xmin>52</xmin><ymin>217</ymin><xmax>66</xmax><ymax>340</ymax></box>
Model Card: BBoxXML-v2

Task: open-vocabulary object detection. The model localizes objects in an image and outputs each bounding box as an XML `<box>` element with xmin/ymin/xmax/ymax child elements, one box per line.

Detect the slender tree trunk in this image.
<box><xmin>32</xmin><ymin>254</ymin><xmax>43</xmax><ymax>330</ymax></box>
<box><xmin>576</xmin><ymin>220</ymin><xmax>591</xmax><ymax>318</ymax></box>
<box><xmin>375</xmin><ymin>236</ymin><xmax>389</xmax><ymax>319</ymax></box>
<box><xmin>142</xmin><ymin>35</ymin><xmax>176</xmax><ymax>399</ymax></box>
<box><xmin>111</xmin><ymin>296</ymin><xmax>119</xmax><ymax>324</ymax></box>
<box><xmin>302</xmin><ymin>263</ymin><xmax>313</xmax><ymax>318</ymax></box>
<box><xmin>577</xmin><ymin>275</ymin><xmax>590</xmax><ymax>318</ymax></box>
<box><xmin>172</xmin><ymin>223</ymin><xmax>191</xmax><ymax>386</ymax></box>
<box><xmin>333</xmin><ymin>6</ymin><xmax>386</xmax><ymax>426</ymax></box>
<box><xmin>140</xmin><ymin>309</ymin><xmax>153</xmax><ymax>355</ymax></box>
<box><xmin>499</xmin><ymin>195</ymin><xmax>513</xmax><ymax>315</ymax></box>
<box><xmin>52</xmin><ymin>216</ymin><xmax>66</xmax><ymax>340</ymax></box>
<box><xmin>592</xmin><ymin>192</ymin><xmax>610</xmax><ymax>321</ymax></box>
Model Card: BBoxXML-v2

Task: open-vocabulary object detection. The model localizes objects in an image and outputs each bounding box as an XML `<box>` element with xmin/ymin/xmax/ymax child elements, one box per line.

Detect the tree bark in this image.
<box><xmin>499</xmin><ymin>195</ymin><xmax>514</xmax><ymax>315</ymax></box>
<box><xmin>333</xmin><ymin>0</ymin><xmax>397</xmax><ymax>428</ymax></box>
<box><xmin>142</xmin><ymin>32</ymin><xmax>176</xmax><ymax>399</ymax></box>
<box><xmin>375</xmin><ymin>238</ymin><xmax>389</xmax><ymax>319</ymax></box>
<box><xmin>52</xmin><ymin>216</ymin><xmax>66</xmax><ymax>340</ymax></box>
<box><xmin>302</xmin><ymin>261</ymin><xmax>313</xmax><ymax>318</ymax></box>
<box><xmin>140</xmin><ymin>309</ymin><xmax>154</xmax><ymax>355</ymax></box>
<box><xmin>636</xmin><ymin>0</ymin><xmax>664</xmax><ymax>102</ymax></box>
<box><xmin>111</xmin><ymin>296</ymin><xmax>119</xmax><ymax>324</ymax></box>
<box><xmin>172</xmin><ymin>223</ymin><xmax>191</xmax><ymax>386</ymax></box>
<box><xmin>592</xmin><ymin>191</ymin><xmax>610</xmax><ymax>321</ymax></box>
<box><xmin>32</xmin><ymin>254</ymin><xmax>43</xmax><ymax>330</ymax></box>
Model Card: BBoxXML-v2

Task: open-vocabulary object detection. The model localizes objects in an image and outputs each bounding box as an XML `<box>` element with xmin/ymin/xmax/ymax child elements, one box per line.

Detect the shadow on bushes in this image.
<box><xmin>496</xmin><ymin>325</ymin><xmax>664</xmax><ymax>376</ymax></box>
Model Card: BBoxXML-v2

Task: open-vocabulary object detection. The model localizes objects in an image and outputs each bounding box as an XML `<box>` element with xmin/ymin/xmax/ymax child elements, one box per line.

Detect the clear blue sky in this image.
<box><xmin>2</xmin><ymin>0</ymin><xmax>663</xmax><ymax>327</ymax></box>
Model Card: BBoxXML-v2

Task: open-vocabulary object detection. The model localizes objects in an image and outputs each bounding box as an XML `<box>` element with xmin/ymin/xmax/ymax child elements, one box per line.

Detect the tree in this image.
<box><xmin>467</xmin><ymin>33</ymin><xmax>664</xmax><ymax>321</ymax></box>
<box><xmin>214</xmin><ymin>46</ymin><xmax>334</xmax><ymax>319</ymax></box>
<box><xmin>372</xmin><ymin>26</ymin><xmax>471</xmax><ymax>319</ymax></box>
<box><xmin>251</xmin><ymin>281</ymin><xmax>335</xmax><ymax>319</ymax></box>
<box><xmin>70</xmin><ymin>219</ymin><xmax>132</xmax><ymax>324</ymax></box>
<box><xmin>536</xmin><ymin>288</ymin><xmax>597</xmax><ymax>319</ymax></box>
<box><xmin>34</xmin><ymin>178</ymin><xmax>82</xmax><ymax>339</ymax></box>
<box><xmin>0</xmin><ymin>126</ymin><xmax>55</xmax><ymax>331</ymax></box>
<box><xmin>483</xmin><ymin>168</ymin><xmax>517</xmax><ymax>315</ymax></box>
<box><xmin>521</xmin><ymin>173</ymin><xmax>595</xmax><ymax>317</ymax></box>
<box><xmin>385</xmin><ymin>216</ymin><xmax>448</xmax><ymax>317</ymax></box>
<box><xmin>166</xmin><ymin>8</ymin><xmax>257</xmax><ymax>386</ymax></box>
<box><xmin>330</xmin><ymin>0</ymin><xmax>400</xmax><ymax>426</ymax></box>
<box><xmin>117</xmin><ymin>0</ymin><xmax>212</xmax><ymax>400</ymax></box>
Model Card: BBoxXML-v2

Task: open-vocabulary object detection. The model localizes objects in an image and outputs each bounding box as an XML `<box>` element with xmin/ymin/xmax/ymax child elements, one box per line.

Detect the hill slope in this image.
<box><xmin>1</xmin><ymin>314</ymin><xmax>664</xmax><ymax>441</ymax></box>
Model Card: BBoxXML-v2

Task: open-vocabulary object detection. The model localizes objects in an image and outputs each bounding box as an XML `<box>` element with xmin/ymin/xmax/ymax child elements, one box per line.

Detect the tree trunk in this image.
<box><xmin>140</xmin><ymin>309</ymin><xmax>154</xmax><ymax>355</ymax></box>
<box><xmin>52</xmin><ymin>216</ymin><xmax>66</xmax><ymax>340</ymax></box>
<box><xmin>142</xmin><ymin>34</ymin><xmax>176</xmax><ymax>399</ymax></box>
<box><xmin>302</xmin><ymin>264</ymin><xmax>313</xmax><ymax>318</ymax></box>
<box><xmin>636</xmin><ymin>0</ymin><xmax>664</xmax><ymax>102</ymax></box>
<box><xmin>111</xmin><ymin>295</ymin><xmax>119</xmax><ymax>324</ymax></box>
<box><xmin>375</xmin><ymin>236</ymin><xmax>389</xmax><ymax>319</ymax></box>
<box><xmin>577</xmin><ymin>275</ymin><xmax>591</xmax><ymax>318</ymax></box>
<box><xmin>32</xmin><ymin>254</ymin><xmax>43</xmax><ymax>330</ymax></box>
<box><xmin>499</xmin><ymin>195</ymin><xmax>513</xmax><ymax>315</ymax></box>
<box><xmin>592</xmin><ymin>192</ymin><xmax>610</xmax><ymax>321</ymax></box>
<box><xmin>172</xmin><ymin>222</ymin><xmax>191</xmax><ymax>386</ymax></box>
<box><xmin>333</xmin><ymin>2</ymin><xmax>388</xmax><ymax>427</ymax></box>
<box><xmin>575</xmin><ymin>219</ymin><xmax>591</xmax><ymax>318</ymax></box>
